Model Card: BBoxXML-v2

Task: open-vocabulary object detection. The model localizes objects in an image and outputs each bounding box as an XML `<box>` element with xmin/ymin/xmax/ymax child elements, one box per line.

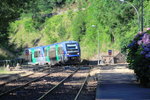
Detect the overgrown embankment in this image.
<box><xmin>3</xmin><ymin>0</ymin><xmax>150</xmax><ymax>59</ymax></box>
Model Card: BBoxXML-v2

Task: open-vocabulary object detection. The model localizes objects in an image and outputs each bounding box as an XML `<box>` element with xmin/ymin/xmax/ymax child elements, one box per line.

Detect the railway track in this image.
<box><xmin>0</xmin><ymin>65</ymin><xmax>50</xmax><ymax>88</ymax></box>
<box><xmin>0</xmin><ymin>66</ymin><xmax>78</xmax><ymax>100</ymax></box>
<box><xmin>76</xmin><ymin>73</ymin><xmax>97</xmax><ymax>100</ymax></box>
<box><xmin>37</xmin><ymin>67</ymin><xmax>92</xmax><ymax>100</ymax></box>
<box><xmin>0</xmin><ymin>65</ymin><xmax>97</xmax><ymax>100</ymax></box>
<box><xmin>0</xmin><ymin>66</ymin><xmax>64</xmax><ymax>97</ymax></box>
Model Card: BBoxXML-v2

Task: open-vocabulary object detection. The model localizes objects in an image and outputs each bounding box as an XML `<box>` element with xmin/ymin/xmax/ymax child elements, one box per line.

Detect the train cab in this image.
<box><xmin>63</xmin><ymin>41</ymin><xmax>81</xmax><ymax>64</ymax></box>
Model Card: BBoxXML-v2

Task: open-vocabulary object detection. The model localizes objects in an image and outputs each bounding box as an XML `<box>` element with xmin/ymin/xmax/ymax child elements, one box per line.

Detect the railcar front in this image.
<box><xmin>63</xmin><ymin>41</ymin><xmax>81</xmax><ymax>64</ymax></box>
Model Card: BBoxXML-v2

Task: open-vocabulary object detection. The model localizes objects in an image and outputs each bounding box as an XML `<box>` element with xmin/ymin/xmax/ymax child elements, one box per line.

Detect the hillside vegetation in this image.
<box><xmin>1</xmin><ymin>0</ymin><xmax>150</xmax><ymax>59</ymax></box>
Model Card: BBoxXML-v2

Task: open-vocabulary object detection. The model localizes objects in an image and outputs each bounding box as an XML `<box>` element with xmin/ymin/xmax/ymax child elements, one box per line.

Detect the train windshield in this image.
<box><xmin>66</xmin><ymin>43</ymin><xmax>78</xmax><ymax>51</ymax></box>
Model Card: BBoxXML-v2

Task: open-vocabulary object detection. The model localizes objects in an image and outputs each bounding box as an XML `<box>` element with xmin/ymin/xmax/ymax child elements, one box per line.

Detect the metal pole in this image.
<box><xmin>98</xmin><ymin>30</ymin><xmax>100</xmax><ymax>65</ymax></box>
<box><xmin>124</xmin><ymin>1</ymin><xmax>141</xmax><ymax>32</ymax></box>
<box><xmin>92</xmin><ymin>25</ymin><xmax>101</xmax><ymax>65</ymax></box>
<box><xmin>141</xmin><ymin>0</ymin><xmax>144</xmax><ymax>32</ymax></box>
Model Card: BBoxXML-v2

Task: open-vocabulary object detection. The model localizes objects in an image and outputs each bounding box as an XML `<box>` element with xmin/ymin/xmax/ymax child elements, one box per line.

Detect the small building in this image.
<box><xmin>114</xmin><ymin>52</ymin><xmax>126</xmax><ymax>63</ymax></box>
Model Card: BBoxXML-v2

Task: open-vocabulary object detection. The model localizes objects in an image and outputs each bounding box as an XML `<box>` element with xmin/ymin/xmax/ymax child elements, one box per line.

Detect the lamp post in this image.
<box><xmin>92</xmin><ymin>25</ymin><xmax>101</xmax><ymax>65</ymax></box>
<box><xmin>120</xmin><ymin>0</ymin><xmax>140</xmax><ymax>32</ymax></box>
<box><xmin>141</xmin><ymin>0</ymin><xmax>144</xmax><ymax>32</ymax></box>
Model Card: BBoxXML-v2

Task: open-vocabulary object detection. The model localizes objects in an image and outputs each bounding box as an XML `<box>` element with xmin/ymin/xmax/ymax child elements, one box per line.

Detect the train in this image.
<box><xmin>23</xmin><ymin>41</ymin><xmax>81</xmax><ymax>65</ymax></box>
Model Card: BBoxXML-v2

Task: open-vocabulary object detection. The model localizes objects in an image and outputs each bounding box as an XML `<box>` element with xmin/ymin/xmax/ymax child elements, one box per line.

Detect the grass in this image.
<box><xmin>0</xmin><ymin>67</ymin><xmax>8</xmax><ymax>74</ymax></box>
<box><xmin>0</xmin><ymin>67</ymin><xmax>14</xmax><ymax>74</ymax></box>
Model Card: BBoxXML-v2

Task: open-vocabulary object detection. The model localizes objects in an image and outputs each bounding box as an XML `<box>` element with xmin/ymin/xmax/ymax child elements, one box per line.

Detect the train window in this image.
<box><xmin>66</xmin><ymin>43</ymin><xmax>78</xmax><ymax>51</ymax></box>
<box><xmin>34</xmin><ymin>50</ymin><xmax>41</xmax><ymax>58</ymax></box>
<box><xmin>51</xmin><ymin>49</ymin><xmax>55</xmax><ymax>57</ymax></box>
<box><xmin>58</xmin><ymin>46</ymin><xmax>63</xmax><ymax>54</ymax></box>
<box><xmin>44</xmin><ymin>48</ymin><xmax>47</xmax><ymax>56</ymax></box>
<box><xmin>48</xmin><ymin>50</ymin><xmax>51</xmax><ymax>57</ymax></box>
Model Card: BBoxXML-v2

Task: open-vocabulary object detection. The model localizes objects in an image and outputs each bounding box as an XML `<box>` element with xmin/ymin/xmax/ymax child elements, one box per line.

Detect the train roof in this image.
<box><xmin>43</xmin><ymin>41</ymin><xmax>78</xmax><ymax>48</ymax></box>
<box><xmin>27</xmin><ymin>46</ymin><xmax>43</xmax><ymax>50</ymax></box>
<box><xmin>26</xmin><ymin>41</ymin><xmax>79</xmax><ymax>50</ymax></box>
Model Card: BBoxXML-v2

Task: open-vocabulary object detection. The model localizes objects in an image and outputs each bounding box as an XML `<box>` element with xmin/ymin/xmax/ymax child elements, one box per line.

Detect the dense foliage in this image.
<box><xmin>126</xmin><ymin>29</ymin><xmax>150</xmax><ymax>87</ymax></box>
<box><xmin>0</xmin><ymin>0</ymin><xmax>150</xmax><ymax>59</ymax></box>
<box><xmin>0</xmin><ymin>0</ymin><xmax>75</xmax><ymax>58</ymax></box>
<box><xmin>0</xmin><ymin>0</ymin><xmax>30</xmax><ymax>44</ymax></box>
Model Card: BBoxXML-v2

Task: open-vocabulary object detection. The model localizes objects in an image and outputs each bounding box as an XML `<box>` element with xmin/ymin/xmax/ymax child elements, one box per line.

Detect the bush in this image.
<box><xmin>126</xmin><ymin>28</ymin><xmax>150</xmax><ymax>87</ymax></box>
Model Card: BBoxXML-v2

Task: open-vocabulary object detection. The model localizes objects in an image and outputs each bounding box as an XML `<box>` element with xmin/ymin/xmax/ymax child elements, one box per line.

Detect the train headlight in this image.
<box><xmin>67</xmin><ymin>53</ymin><xmax>69</xmax><ymax>55</ymax></box>
<box><xmin>77</xmin><ymin>53</ymin><xmax>80</xmax><ymax>55</ymax></box>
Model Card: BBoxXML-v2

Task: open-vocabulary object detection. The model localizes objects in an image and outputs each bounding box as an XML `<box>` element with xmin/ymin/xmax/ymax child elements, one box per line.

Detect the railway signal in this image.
<box><xmin>25</xmin><ymin>50</ymin><xmax>29</xmax><ymax>56</ymax></box>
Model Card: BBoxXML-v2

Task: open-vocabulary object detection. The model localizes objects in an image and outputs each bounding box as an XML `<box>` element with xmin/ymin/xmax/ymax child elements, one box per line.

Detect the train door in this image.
<box><xmin>34</xmin><ymin>49</ymin><xmax>42</xmax><ymax>65</ymax></box>
<box><xmin>44</xmin><ymin>46</ymin><xmax>50</xmax><ymax>64</ymax></box>
<box><xmin>58</xmin><ymin>45</ymin><xmax>64</xmax><ymax>63</ymax></box>
<box><xmin>55</xmin><ymin>44</ymin><xmax>60</xmax><ymax>62</ymax></box>
<box><xmin>31</xmin><ymin>49</ymin><xmax>37</xmax><ymax>64</ymax></box>
<box><xmin>28</xmin><ymin>50</ymin><xmax>32</xmax><ymax>62</ymax></box>
<box><xmin>49</xmin><ymin>46</ymin><xmax>56</xmax><ymax>65</ymax></box>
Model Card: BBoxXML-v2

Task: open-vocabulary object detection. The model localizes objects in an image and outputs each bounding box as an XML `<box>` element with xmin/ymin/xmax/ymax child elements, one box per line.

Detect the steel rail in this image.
<box><xmin>0</xmin><ymin>68</ymin><xmax>55</xmax><ymax>98</ymax></box>
<box><xmin>0</xmin><ymin>66</ymin><xmax>50</xmax><ymax>87</ymax></box>
<box><xmin>74</xmin><ymin>73</ymin><xmax>90</xmax><ymax>100</ymax></box>
<box><xmin>37</xmin><ymin>68</ymin><xmax>80</xmax><ymax>100</ymax></box>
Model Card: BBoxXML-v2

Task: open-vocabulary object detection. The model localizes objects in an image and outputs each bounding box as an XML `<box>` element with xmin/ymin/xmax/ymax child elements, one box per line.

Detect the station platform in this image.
<box><xmin>95</xmin><ymin>64</ymin><xmax>150</xmax><ymax>100</ymax></box>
